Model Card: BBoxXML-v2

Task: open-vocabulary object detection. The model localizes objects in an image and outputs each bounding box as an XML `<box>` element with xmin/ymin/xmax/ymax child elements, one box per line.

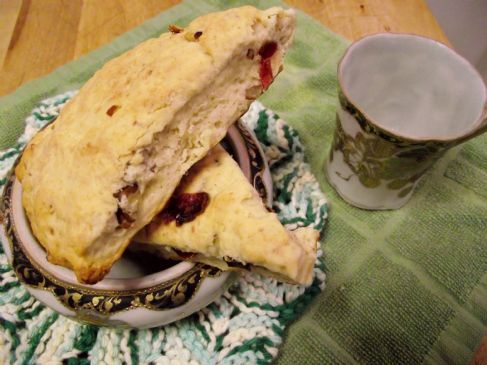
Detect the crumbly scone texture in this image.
<box><xmin>15</xmin><ymin>6</ymin><xmax>296</xmax><ymax>284</ymax></box>
<box><xmin>134</xmin><ymin>145</ymin><xmax>318</xmax><ymax>285</ymax></box>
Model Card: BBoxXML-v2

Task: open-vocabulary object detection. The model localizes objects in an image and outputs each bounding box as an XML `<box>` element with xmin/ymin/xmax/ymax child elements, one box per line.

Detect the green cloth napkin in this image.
<box><xmin>0</xmin><ymin>0</ymin><xmax>485</xmax><ymax>364</ymax></box>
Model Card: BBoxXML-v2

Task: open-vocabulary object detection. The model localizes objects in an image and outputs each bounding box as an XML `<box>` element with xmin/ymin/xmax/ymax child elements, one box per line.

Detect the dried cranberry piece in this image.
<box><xmin>106</xmin><ymin>105</ymin><xmax>120</xmax><ymax>116</ymax></box>
<box><xmin>157</xmin><ymin>192</ymin><xmax>210</xmax><ymax>226</ymax></box>
<box><xmin>259</xmin><ymin>58</ymin><xmax>274</xmax><ymax>91</ymax></box>
<box><xmin>116</xmin><ymin>208</ymin><xmax>134</xmax><ymax>229</ymax></box>
<box><xmin>258</xmin><ymin>41</ymin><xmax>278</xmax><ymax>91</ymax></box>
<box><xmin>258</xmin><ymin>42</ymin><xmax>277</xmax><ymax>59</ymax></box>
<box><xmin>173</xmin><ymin>192</ymin><xmax>209</xmax><ymax>226</ymax></box>
<box><xmin>113</xmin><ymin>183</ymin><xmax>138</xmax><ymax>200</ymax></box>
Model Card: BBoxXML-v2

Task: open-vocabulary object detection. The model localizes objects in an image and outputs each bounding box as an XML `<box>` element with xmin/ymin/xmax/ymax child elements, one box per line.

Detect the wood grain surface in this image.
<box><xmin>0</xmin><ymin>1</ymin><xmax>484</xmax><ymax>363</ymax></box>
<box><xmin>0</xmin><ymin>0</ymin><xmax>450</xmax><ymax>97</ymax></box>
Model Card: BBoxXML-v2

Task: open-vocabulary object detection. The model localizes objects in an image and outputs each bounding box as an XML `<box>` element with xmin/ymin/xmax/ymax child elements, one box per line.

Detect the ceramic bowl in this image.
<box><xmin>0</xmin><ymin>120</ymin><xmax>272</xmax><ymax>328</ymax></box>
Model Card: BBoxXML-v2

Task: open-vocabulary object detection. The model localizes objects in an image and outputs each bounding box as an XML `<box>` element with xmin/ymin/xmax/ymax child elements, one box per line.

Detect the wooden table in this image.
<box><xmin>0</xmin><ymin>1</ymin><xmax>484</xmax><ymax>363</ymax></box>
<box><xmin>0</xmin><ymin>0</ymin><xmax>450</xmax><ymax>97</ymax></box>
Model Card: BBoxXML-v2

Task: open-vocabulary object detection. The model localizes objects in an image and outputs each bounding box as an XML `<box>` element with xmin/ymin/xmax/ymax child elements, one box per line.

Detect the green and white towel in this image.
<box><xmin>0</xmin><ymin>92</ymin><xmax>328</xmax><ymax>364</ymax></box>
<box><xmin>0</xmin><ymin>0</ymin><xmax>486</xmax><ymax>364</ymax></box>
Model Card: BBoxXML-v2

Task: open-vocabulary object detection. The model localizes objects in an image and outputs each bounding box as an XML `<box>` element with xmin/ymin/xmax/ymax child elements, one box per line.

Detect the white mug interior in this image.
<box><xmin>339</xmin><ymin>33</ymin><xmax>486</xmax><ymax>140</ymax></box>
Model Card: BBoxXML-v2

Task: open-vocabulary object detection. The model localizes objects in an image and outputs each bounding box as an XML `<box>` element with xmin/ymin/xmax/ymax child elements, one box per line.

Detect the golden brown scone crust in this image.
<box><xmin>16</xmin><ymin>6</ymin><xmax>295</xmax><ymax>284</ymax></box>
<box><xmin>135</xmin><ymin>146</ymin><xmax>318</xmax><ymax>285</ymax></box>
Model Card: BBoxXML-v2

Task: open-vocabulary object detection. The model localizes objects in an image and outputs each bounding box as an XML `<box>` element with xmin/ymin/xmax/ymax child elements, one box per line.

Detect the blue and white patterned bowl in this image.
<box><xmin>0</xmin><ymin>121</ymin><xmax>272</xmax><ymax>329</ymax></box>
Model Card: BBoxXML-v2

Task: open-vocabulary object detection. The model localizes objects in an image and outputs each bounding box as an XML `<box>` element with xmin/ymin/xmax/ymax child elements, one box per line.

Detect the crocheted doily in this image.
<box><xmin>0</xmin><ymin>92</ymin><xmax>328</xmax><ymax>365</ymax></box>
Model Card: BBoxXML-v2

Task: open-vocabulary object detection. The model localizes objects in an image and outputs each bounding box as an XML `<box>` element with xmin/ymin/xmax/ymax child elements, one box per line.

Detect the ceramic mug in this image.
<box><xmin>326</xmin><ymin>33</ymin><xmax>487</xmax><ymax>210</ymax></box>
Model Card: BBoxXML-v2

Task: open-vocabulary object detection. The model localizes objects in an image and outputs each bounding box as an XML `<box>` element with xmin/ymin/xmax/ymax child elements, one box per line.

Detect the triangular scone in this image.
<box><xmin>134</xmin><ymin>145</ymin><xmax>318</xmax><ymax>285</ymax></box>
<box><xmin>15</xmin><ymin>7</ymin><xmax>295</xmax><ymax>284</ymax></box>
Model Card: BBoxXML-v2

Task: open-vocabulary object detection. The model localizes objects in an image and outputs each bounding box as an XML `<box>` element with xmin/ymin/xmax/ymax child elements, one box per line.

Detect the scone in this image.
<box><xmin>15</xmin><ymin>6</ymin><xmax>296</xmax><ymax>284</ymax></box>
<box><xmin>134</xmin><ymin>145</ymin><xmax>318</xmax><ymax>285</ymax></box>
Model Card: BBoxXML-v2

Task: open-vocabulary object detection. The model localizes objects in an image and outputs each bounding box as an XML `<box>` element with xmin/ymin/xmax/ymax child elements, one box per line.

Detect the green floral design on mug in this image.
<box><xmin>330</xmin><ymin>115</ymin><xmax>444</xmax><ymax>197</ymax></box>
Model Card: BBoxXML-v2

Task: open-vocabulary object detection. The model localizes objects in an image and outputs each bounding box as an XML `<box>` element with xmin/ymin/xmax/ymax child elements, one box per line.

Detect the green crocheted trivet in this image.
<box><xmin>0</xmin><ymin>92</ymin><xmax>328</xmax><ymax>365</ymax></box>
